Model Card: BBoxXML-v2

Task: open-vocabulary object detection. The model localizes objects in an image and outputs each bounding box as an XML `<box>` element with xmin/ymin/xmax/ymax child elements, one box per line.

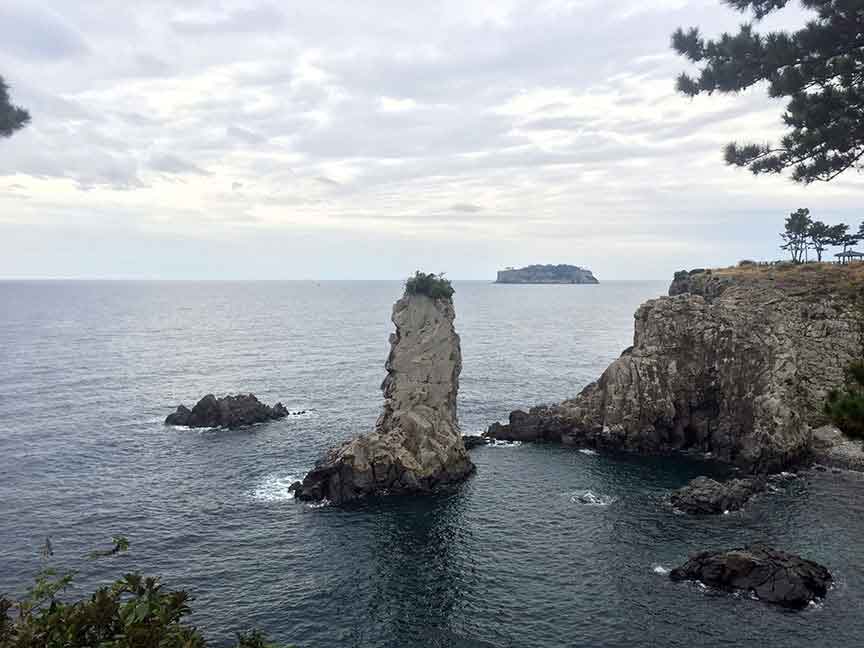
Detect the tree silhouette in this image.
<box><xmin>673</xmin><ymin>1</ymin><xmax>864</xmax><ymax>183</ymax></box>
<box><xmin>0</xmin><ymin>74</ymin><xmax>30</xmax><ymax>138</ymax></box>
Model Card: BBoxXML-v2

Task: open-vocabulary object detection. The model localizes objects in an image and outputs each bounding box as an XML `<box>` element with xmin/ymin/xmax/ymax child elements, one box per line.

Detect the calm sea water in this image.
<box><xmin>2</xmin><ymin>280</ymin><xmax>863</xmax><ymax>647</ymax></box>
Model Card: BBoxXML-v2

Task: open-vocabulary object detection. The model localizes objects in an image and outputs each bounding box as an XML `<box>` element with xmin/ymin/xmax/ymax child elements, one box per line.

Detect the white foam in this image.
<box><xmin>652</xmin><ymin>565</ymin><xmax>669</xmax><ymax>575</ymax></box>
<box><xmin>579</xmin><ymin>448</ymin><xmax>598</xmax><ymax>456</ymax></box>
<box><xmin>251</xmin><ymin>474</ymin><xmax>301</xmax><ymax>502</ymax></box>
<box><xmin>487</xmin><ymin>439</ymin><xmax>522</xmax><ymax>448</ymax></box>
<box><xmin>570</xmin><ymin>490</ymin><xmax>617</xmax><ymax>506</ymax></box>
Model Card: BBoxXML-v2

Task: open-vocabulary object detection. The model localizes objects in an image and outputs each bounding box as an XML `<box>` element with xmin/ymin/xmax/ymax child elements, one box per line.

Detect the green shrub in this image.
<box><xmin>738</xmin><ymin>259</ymin><xmax>756</xmax><ymax>267</ymax></box>
<box><xmin>0</xmin><ymin>538</ymin><xmax>287</xmax><ymax>648</ymax></box>
<box><xmin>404</xmin><ymin>271</ymin><xmax>454</xmax><ymax>299</ymax></box>
<box><xmin>825</xmin><ymin>362</ymin><xmax>864</xmax><ymax>438</ymax></box>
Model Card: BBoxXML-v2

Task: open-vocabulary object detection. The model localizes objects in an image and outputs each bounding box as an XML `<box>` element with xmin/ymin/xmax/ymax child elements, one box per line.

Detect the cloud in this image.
<box><xmin>449</xmin><ymin>203</ymin><xmax>484</xmax><ymax>213</ymax></box>
<box><xmin>170</xmin><ymin>4</ymin><xmax>286</xmax><ymax>35</ymax></box>
<box><xmin>0</xmin><ymin>0</ymin><xmax>859</xmax><ymax>279</ymax></box>
<box><xmin>0</xmin><ymin>3</ymin><xmax>88</xmax><ymax>60</ymax></box>
<box><xmin>148</xmin><ymin>154</ymin><xmax>210</xmax><ymax>176</ymax></box>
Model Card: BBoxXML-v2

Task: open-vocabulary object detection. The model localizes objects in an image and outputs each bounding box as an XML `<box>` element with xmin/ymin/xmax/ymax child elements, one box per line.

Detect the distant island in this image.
<box><xmin>495</xmin><ymin>264</ymin><xmax>599</xmax><ymax>284</ymax></box>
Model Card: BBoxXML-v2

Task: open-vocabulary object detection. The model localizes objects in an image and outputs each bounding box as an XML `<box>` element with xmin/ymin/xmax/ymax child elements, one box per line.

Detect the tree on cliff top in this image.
<box><xmin>0</xmin><ymin>75</ymin><xmax>29</xmax><ymax>138</ymax></box>
<box><xmin>780</xmin><ymin>208</ymin><xmax>812</xmax><ymax>263</ymax></box>
<box><xmin>808</xmin><ymin>220</ymin><xmax>832</xmax><ymax>262</ymax></box>
<box><xmin>672</xmin><ymin>1</ymin><xmax>864</xmax><ymax>183</ymax></box>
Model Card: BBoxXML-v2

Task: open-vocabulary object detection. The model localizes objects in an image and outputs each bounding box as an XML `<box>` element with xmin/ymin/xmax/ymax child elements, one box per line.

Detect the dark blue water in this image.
<box><xmin>2</xmin><ymin>280</ymin><xmax>863</xmax><ymax>647</ymax></box>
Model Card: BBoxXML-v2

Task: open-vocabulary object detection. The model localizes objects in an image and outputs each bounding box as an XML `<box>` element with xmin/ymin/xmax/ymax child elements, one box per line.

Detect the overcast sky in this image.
<box><xmin>0</xmin><ymin>0</ymin><xmax>860</xmax><ymax>279</ymax></box>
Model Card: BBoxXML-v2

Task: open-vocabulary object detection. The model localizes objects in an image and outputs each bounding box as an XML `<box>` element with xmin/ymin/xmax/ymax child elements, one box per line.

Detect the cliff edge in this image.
<box><xmin>487</xmin><ymin>265</ymin><xmax>864</xmax><ymax>472</ymax></box>
<box><xmin>295</xmin><ymin>291</ymin><xmax>474</xmax><ymax>504</ymax></box>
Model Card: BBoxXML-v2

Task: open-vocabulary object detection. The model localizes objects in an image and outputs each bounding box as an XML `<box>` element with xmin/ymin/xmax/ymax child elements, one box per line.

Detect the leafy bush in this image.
<box><xmin>738</xmin><ymin>259</ymin><xmax>756</xmax><ymax>267</ymax></box>
<box><xmin>404</xmin><ymin>271</ymin><xmax>454</xmax><ymax>299</ymax></box>
<box><xmin>0</xmin><ymin>538</ymin><xmax>286</xmax><ymax>648</ymax></box>
<box><xmin>825</xmin><ymin>362</ymin><xmax>864</xmax><ymax>439</ymax></box>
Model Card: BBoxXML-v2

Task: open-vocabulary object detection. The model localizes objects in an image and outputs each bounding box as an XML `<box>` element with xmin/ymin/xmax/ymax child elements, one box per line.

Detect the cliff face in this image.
<box><xmin>496</xmin><ymin>264</ymin><xmax>598</xmax><ymax>284</ymax></box>
<box><xmin>296</xmin><ymin>294</ymin><xmax>474</xmax><ymax>504</ymax></box>
<box><xmin>488</xmin><ymin>268</ymin><xmax>864</xmax><ymax>472</ymax></box>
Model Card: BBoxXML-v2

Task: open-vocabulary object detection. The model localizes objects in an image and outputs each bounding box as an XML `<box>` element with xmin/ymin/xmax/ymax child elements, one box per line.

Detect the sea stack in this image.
<box><xmin>295</xmin><ymin>275</ymin><xmax>475</xmax><ymax>504</ymax></box>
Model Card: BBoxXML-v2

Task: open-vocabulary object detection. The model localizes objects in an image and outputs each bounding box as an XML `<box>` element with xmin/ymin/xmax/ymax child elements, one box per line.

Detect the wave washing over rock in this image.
<box><xmin>487</xmin><ymin>267</ymin><xmax>864</xmax><ymax>472</ymax></box>
<box><xmin>294</xmin><ymin>291</ymin><xmax>475</xmax><ymax>504</ymax></box>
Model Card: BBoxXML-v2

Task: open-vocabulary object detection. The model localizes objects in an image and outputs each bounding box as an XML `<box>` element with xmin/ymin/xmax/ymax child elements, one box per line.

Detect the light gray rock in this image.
<box><xmin>296</xmin><ymin>293</ymin><xmax>474</xmax><ymax>504</ymax></box>
<box><xmin>488</xmin><ymin>271</ymin><xmax>864</xmax><ymax>472</ymax></box>
<box><xmin>811</xmin><ymin>424</ymin><xmax>864</xmax><ymax>471</ymax></box>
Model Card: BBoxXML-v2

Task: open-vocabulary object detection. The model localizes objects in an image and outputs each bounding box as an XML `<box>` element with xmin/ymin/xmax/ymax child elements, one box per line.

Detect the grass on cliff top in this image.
<box><xmin>404</xmin><ymin>271</ymin><xmax>454</xmax><ymax>299</ymax></box>
<box><xmin>704</xmin><ymin>262</ymin><xmax>864</xmax><ymax>299</ymax></box>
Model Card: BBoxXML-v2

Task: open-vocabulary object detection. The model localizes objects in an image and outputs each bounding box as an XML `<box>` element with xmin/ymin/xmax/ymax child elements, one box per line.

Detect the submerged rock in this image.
<box><xmin>670</xmin><ymin>545</ymin><xmax>831</xmax><ymax>609</ymax></box>
<box><xmin>670</xmin><ymin>476</ymin><xmax>765</xmax><ymax>515</ymax></box>
<box><xmin>165</xmin><ymin>394</ymin><xmax>288</xmax><ymax>429</ymax></box>
<box><xmin>295</xmin><ymin>290</ymin><xmax>474</xmax><ymax>504</ymax></box>
<box><xmin>487</xmin><ymin>268</ymin><xmax>864</xmax><ymax>472</ymax></box>
<box><xmin>462</xmin><ymin>435</ymin><xmax>489</xmax><ymax>450</ymax></box>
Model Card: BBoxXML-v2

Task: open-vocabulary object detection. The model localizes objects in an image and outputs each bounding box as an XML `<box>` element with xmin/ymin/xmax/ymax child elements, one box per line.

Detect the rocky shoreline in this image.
<box><xmin>485</xmin><ymin>267</ymin><xmax>864</xmax><ymax>474</ymax></box>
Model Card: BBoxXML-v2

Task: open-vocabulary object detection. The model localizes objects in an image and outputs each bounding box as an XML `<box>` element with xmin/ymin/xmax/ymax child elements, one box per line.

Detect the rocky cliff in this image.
<box><xmin>487</xmin><ymin>265</ymin><xmax>864</xmax><ymax>472</ymax></box>
<box><xmin>496</xmin><ymin>264</ymin><xmax>598</xmax><ymax>284</ymax></box>
<box><xmin>295</xmin><ymin>292</ymin><xmax>474</xmax><ymax>504</ymax></box>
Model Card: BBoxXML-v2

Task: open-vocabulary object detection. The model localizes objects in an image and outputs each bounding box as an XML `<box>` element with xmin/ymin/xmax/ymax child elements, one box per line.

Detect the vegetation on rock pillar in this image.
<box><xmin>672</xmin><ymin>0</ymin><xmax>864</xmax><ymax>183</ymax></box>
<box><xmin>0</xmin><ymin>537</ymin><xmax>286</xmax><ymax>648</ymax></box>
<box><xmin>404</xmin><ymin>271</ymin><xmax>454</xmax><ymax>299</ymax></box>
<box><xmin>0</xmin><ymin>75</ymin><xmax>29</xmax><ymax>138</ymax></box>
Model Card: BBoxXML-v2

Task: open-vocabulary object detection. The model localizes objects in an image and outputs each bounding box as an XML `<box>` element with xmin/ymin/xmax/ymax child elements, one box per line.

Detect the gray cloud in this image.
<box><xmin>449</xmin><ymin>203</ymin><xmax>484</xmax><ymax>213</ymax></box>
<box><xmin>0</xmin><ymin>0</ymin><xmax>857</xmax><ymax>280</ymax></box>
<box><xmin>170</xmin><ymin>4</ymin><xmax>286</xmax><ymax>35</ymax></box>
<box><xmin>149</xmin><ymin>154</ymin><xmax>210</xmax><ymax>176</ymax></box>
<box><xmin>0</xmin><ymin>4</ymin><xmax>88</xmax><ymax>60</ymax></box>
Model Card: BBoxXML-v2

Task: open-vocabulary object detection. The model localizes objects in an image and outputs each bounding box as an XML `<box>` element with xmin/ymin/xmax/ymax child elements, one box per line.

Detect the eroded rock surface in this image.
<box><xmin>670</xmin><ymin>476</ymin><xmax>765</xmax><ymax>515</ymax></box>
<box><xmin>670</xmin><ymin>545</ymin><xmax>832</xmax><ymax>609</ymax></box>
<box><xmin>296</xmin><ymin>293</ymin><xmax>474</xmax><ymax>504</ymax></box>
<box><xmin>487</xmin><ymin>269</ymin><xmax>864</xmax><ymax>472</ymax></box>
<box><xmin>165</xmin><ymin>394</ymin><xmax>288</xmax><ymax>429</ymax></box>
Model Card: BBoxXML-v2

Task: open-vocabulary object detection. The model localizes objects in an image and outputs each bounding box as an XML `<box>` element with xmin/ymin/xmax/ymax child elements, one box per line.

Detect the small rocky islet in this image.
<box><xmin>165</xmin><ymin>393</ymin><xmax>306</xmax><ymax>429</ymax></box>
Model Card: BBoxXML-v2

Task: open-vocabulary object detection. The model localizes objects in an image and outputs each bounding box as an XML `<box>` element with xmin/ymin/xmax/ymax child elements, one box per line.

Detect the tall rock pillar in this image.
<box><xmin>295</xmin><ymin>290</ymin><xmax>474</xmax><ymax>504</ymax></box>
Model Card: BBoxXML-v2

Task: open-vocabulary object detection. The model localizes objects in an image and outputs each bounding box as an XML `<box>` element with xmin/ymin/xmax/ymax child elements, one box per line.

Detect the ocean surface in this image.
<box><xmin>2</xmin><ymin>280</ymin><xmax>864</xmax><ymax>648</ymax></box>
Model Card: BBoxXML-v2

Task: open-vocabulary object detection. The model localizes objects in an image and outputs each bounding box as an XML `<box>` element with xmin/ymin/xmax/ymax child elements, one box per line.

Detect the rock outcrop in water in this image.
<box><xmin>496</xmin><ymin>264</ymin><xmax>598</xmax><ymax>284</ymax></box>
<box><xmin>670</xmin><ymin>476</ymin><xmax>765</xmax><ymax>515</ymax></box>
<box><xmin>295</xmin><ymin>290</ymin><xmax>474</xmax><ymax>504</ymax></box>
<box><xmin>165</xmin><ymin>394</ymin><xmax>288</xmax><ymax>429</ymax></box>
<box><xmin>486</xmin><ymin>266</ymin><xmax>864</xmax><ymax>472</ymax></box>
<box><xmin>669</xmin><ymin>545</ymin><xmax>832</xmax><ymax>608</ymax></box>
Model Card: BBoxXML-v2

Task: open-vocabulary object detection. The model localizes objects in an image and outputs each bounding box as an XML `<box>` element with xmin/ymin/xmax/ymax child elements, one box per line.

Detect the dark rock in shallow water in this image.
<box><xmin>462</xmin><ymin>435</ymin><xmax>489</xmax><ymax>449</ymax></box>
<box><xmin>670</xmin><ymin>476</ymin><xmax>765</xmax><ymax>515</ymax></box>
<box><xmin>670</xmin><ymin>545</ymin><xmax>831</xmax><ymax>609</ymax></box>
<box><xmin>165</xmin><ymin>394</ymin><xmax>288</xmax><ymax>429</ymax></box>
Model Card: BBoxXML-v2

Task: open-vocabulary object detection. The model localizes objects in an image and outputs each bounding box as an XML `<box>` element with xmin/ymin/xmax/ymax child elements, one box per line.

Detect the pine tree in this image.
<box><xmin>808</xmin><ymin>220</ymin><xmax>832</xmax><ymax>262</ymax></box>
<box><xmin>780</xmin><ymin>208</ymin><xmax>812</xmax><ymax>263</ymax></box>
<box><xmin>0</xmin><ymin>74</ymin><xmax>29</xmax><ymax>138</ymax></box>
<box><xmin>672</xmin><ymin>1</ymin><xmax>864</xmax><ymax>183</ymax></box>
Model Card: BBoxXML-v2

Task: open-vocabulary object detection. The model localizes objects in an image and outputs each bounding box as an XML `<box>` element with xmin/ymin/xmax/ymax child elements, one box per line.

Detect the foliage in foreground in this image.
<box><xmin>0</xmin><ymin>75</ymin><xmax>29</xmax><ymax>138</ymax></box>
<box><xmin>0</xmin><ymin>537</ymin><xmax>285</xmax><ymax>648</ymax></box>
<box><xmin>672</xmin><ymin>0</ymin><xmax>864</xmax><ymax>183</ymax></box>
<box><xmin>404</xmin><ymin>271</ymin><xmax>454</xmax><ymax>299</ymax></box>
<box><xmin>825</xmin><ymin>362</ymin><xmax>864</xmax><ymax>439</ymax></box>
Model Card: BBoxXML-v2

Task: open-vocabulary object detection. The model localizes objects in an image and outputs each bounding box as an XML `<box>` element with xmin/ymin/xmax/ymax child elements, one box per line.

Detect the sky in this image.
<box><xmin>0</xmin><ymin>0</ymin><xmax>861</xmax><ymax>280</ymax></box>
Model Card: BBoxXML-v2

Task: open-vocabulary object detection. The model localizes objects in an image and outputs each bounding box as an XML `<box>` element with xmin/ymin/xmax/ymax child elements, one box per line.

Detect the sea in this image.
<box><xmin>1</xmin><ymin>280</ymin><xmax>863</xmax><ymax>647</ymax></box>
